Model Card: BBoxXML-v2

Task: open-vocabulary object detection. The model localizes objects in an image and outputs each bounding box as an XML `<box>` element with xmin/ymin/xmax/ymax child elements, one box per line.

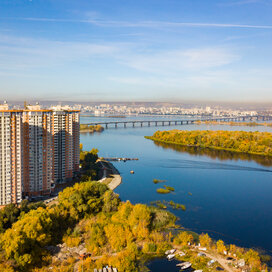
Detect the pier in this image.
<box><xmin>84</xmin><ymin>115</ymin><xmax>272</xmax><ymax>129</ymax></box>
<box><xmin>102</xmin><ymin>157</ymin><xmax>138</xmax><ymax>162</ymax></box>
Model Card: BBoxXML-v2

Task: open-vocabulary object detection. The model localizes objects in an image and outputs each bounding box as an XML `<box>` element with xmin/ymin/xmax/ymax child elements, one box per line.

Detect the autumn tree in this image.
<box><xmin>86</xmin><ymin>224</ymin><xmax>107</xmax><ymax>255</ymax></box>
<box><xmin>104</xmin><ymin>224</ymin><xmax>133</xmax><ymax>251</ymax></box>
<box><xmin>0</xmin><ymin>208</ymin><xmax>53</xmax><ymax>268</ymax></box>
<box><xmin>173</xmin><ymin>231</ymin><xmax>194</xmax><ymax>246</ymax></box>
<box><xmin>244</xmin><ymin>249</ymin><xmax>262</xmax><ymax>269</ymax></box>
<box><xmin>216</xmin><ymin>240</ymin><xmax>227</xmax><ymax>254</ymax></box>
<box><xmin>199</xmin><ymin>233</ymin><xmax>212</xmax><ymax>248</ymax></box>
<box><xmin>102</xmin><ymin>190</ymin><xmax>121</xmax><ymax>213</ymax></box>
<box><xmin>58</xmin><ymin>181</ymin><xmax>108</xmax><ymax>220</ymax></box>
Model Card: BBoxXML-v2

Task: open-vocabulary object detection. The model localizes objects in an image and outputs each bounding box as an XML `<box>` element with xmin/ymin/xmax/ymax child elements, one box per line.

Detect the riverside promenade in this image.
<box><xmin>97</xmin><ymin>160</ymin><xmax>122</xmax><ymax>190</ymax></box>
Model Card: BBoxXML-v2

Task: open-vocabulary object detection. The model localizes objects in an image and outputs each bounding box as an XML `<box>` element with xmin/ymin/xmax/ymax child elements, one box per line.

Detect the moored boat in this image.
<box><xmin>165</xmin><ymin>248</ymin><xmax>176</xmax><ymax>255</ymax></box>
<box><xmin>176</xmin><ymin>262</ymin><xmax>191</xmax><ymax>270</ymax></box>
<box><xmin>167</xmin><ymin>254</ymin><xmax>175</xmax><ymax>260</ymax></box>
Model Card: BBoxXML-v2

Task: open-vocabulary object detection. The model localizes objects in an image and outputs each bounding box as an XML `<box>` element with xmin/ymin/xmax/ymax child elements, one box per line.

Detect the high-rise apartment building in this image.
<box><xmin>0</xmin><ymin>103</ymin><xmax>80</xmax><ymax>206</ymax></box>
<box><xmin>0</xmin><ymin>108</ymin><xmax>23</xmax><ymax>206</ymax></box>
<box><xmin>51</xmin><ymin>107</ymin><xmax>80</xmax><ymax>183</ymax></box>
<box><xmin>22</xmin><ymin>106</ymin><xmax>53</xmax><ymax>197</ymax></box>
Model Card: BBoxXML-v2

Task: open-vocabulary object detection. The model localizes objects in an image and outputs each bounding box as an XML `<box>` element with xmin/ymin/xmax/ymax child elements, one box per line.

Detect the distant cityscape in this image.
<box><xmin>79</xmin><ymin>104</ymin><xmax>261</xmax><ymax>117</ymax></box>
<box><xmin>5</xmin><ymin>101</ymin><xmax>272</xmax><ymax>117</ymax></box>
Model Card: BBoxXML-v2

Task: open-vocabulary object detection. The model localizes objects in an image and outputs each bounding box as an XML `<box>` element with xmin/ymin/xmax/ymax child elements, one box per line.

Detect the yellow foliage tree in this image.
<box><xmin>0</xmin><ymin>208</ymin><xmax>53</xmax><ymax>268</ymax></box>
<box><xmin>199</xmin><ymin>233</ymin><xmax>212</xmax><ymax>248</ymax></box>
<box><xmin>216</xmin><ymin>240</ymin><xmax>227</xmax><ymax>254</ymax></box>
<box><xmin>128</xmin><ymin>204</ymin><xmax>151</xmax><ymax>239</ymax></box>
<box><xmin>244</xmin><ymin>249</ymin><xmax>262</xmax><ymax>269</ymax></box>
<box><xmin>173</xmin><ymin>231</ymin><xmax>194</xmax><ymax>246</ymax></box>
<box><xmin>104</xmin><ymin>224</ymin><xmax>133</xmax><ymax>251</ymax></box>
<box><xmin>111</xmin><ymin>201</ymin><xmax>133</xmax><ymax>225</ymax></box>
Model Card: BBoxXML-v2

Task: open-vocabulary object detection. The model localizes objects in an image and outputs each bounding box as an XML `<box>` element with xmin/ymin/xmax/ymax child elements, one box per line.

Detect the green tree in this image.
<box><xmin>58</xmin><ymin>181</ymin><xmax>108</xmax><ymax>220</ymax></box>
<box><xmin>1</xmin><ymin>208</ymin><xmax>53</xmax><ymax>268</ymax></box>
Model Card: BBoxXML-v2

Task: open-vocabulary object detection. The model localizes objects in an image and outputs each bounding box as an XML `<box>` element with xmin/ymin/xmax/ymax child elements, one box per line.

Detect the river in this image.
<box><xmin>80</xmin><ymin>115</ymin><xmax>272</xmax><ymax>257</ymax></box>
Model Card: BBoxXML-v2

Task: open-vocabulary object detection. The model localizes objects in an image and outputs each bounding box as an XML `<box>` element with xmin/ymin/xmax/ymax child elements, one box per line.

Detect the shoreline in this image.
<box><xmin>97</xmin><ymin>160</ymin><xmax>122</xmax><ymax>190</ymax></box>
<box><xmin>146</xmin><ymin>136</ymin><xmax>272</xmax><ymax>158</ymax></box>
<box><xmin>195</xmin><ymin>120</ymin><xmax>272</xmax><ymax>127</ymax></box>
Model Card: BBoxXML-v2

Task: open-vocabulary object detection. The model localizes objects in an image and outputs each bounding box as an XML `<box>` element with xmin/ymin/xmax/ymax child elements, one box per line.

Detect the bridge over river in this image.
<box><xmin>83</xmin><ymin>115</ymin><xmax>272</xmax><ymax>129</ymax></box>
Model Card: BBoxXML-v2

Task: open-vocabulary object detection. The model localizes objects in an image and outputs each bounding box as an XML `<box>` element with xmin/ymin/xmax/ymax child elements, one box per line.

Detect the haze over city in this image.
<box><xmin>1</xmin><ymin>0</ymin><xmax>272</xmax><ymax>102</ymax></box>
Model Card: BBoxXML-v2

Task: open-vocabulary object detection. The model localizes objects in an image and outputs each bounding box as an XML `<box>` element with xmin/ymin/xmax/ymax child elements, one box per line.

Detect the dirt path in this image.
<box><xmin>176</xmin><ymin>246</ymin><xmax>237</xmax><ymax>272</ymax></box>
<box><xmin>204</xmin><ymin>251</ymin><xmax>236</xmax><ymax>272</ymax></box>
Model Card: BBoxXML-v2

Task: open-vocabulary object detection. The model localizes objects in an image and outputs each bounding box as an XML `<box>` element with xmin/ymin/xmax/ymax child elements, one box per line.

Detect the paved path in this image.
<box><xmin>98</xmin><ymin>160</ymin><xmax>122</xmax><ymax>190</ymax></box>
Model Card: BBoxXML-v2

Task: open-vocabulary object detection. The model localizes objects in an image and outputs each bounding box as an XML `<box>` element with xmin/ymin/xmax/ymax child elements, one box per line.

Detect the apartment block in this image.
<box><xmin>0</xmin><ymin>109</ymin><xmax>23</xmax><ymax>206</ymax></box>
<box><xmin>22</xmin><ymin>107</ymin><xmax>53</xmax><ymax>197</ymax></box>
<box><xmin>51</xmin><ymin>107</ymin><xmax>80</xmax><ymax>183</ymax></box>
<box><xmin>0</xmin><ymin>103</ymin><xmax>80</xmax><ymax>205</ymax></box>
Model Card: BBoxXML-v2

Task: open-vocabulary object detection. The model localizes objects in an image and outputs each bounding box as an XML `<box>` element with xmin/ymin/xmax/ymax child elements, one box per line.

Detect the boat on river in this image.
<box><xmin>165</xmin><ymin>249</ymin><xmax>176</xmax><ymax>255</ymax></box>
<box><xmin>176</xmin><ymin>262</ymin><xmax>191</xmax><ymax>270</ymax></box>
<box><xmin>166</xmin><ymin>254</ymin><xmax>175</xmax><ymax>260</ymax></box>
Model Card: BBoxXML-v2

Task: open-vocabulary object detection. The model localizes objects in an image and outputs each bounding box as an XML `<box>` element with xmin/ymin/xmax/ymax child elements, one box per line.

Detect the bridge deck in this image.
<box><xmin>82</xmin><ymin>116</ymin><xmax>272</xmax><ymax>128</ymax></box>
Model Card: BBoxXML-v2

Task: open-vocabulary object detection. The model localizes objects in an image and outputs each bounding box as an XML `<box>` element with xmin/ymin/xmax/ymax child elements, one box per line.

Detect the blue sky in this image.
<box><xmin>0</xmin><ymin>0</ymin><xmax>272</xmax><ymax>102</ymax></box>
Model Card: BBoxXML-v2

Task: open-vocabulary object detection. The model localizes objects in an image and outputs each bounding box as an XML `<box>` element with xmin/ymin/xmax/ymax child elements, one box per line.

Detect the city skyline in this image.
<box><xmin>1</xmin><ymin>0</ymin><xmax>272</xmax><ymax>102</ymax></box>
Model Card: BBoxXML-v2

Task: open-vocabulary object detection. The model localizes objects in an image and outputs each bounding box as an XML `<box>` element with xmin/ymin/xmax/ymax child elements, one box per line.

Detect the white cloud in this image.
<box><xmin>3</xmin><ymin>17</ymin><xmax>272</xmax><ymax>30</ymax></box>
<box><xmin>119</xmin><ymin>48</ymin><xmax>239</xmax><ymax>74</ymax></box>
<box><xmin>109</xmin><ymin>70</ymin><xmax>234</xmax><ymax>88</ymax></box>
<box><xmin>0</xmin><ymin>34</ymin><xmax>119</xmax><ymax>71</ymax></box>
<box><xmin>219</xmin><ymin>0</ymin><xmax>265</xmax><ymax>6</ymax></box>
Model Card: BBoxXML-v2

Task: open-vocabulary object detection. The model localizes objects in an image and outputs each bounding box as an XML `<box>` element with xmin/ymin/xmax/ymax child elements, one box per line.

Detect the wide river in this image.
<box><xmin>81</xmin><ymin>115</ymin><xmax>272</xmax><ymax>260</ymax></box>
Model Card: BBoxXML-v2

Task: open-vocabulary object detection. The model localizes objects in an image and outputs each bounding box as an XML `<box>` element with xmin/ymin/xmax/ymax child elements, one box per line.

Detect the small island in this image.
<box><xmin>146</xmin><ymin>129</ymin><xmax>272</xmax><ymax>157</ymax></box>
<box><xmin>151</xmin><ymin>200</ymin><xmax>186</xmax><ymax>211</ymax></box>
<box><xmin>80</xmin><ymin>124</ymin><xmax>104</xmax><ymax>133</ymax></box>
<box><xmin>157</xmin><ymin>185</ymin><xmax>175</xmax><ymax>194</ymax></box>
<box><xmin>153</xmin><ymin>178</ymin><xmax>166</xmax><ymax>184</ymax></box>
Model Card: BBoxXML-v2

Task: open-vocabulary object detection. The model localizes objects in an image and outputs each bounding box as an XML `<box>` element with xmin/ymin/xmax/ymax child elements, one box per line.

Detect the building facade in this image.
<box><xmin>0</xmin><ymin>103</ymin><xmax>80</xmax><ymax>205</ymax></box>
<box><xmin>0</xmin><ymin>109</ymin><xmax>23</xmax><ymax>206</ymax></box>
<box><xmin>22</xmin><ymin>108</ymin><xmax>53</xmax><ymax>197</ymax></box>
<box><xmin>51</xmin><ymin>108</ymin><xmax>80</xmax><ymax>183</ymax></box>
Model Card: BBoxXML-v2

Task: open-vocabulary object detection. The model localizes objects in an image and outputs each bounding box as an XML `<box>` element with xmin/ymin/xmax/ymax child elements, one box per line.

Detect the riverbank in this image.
<box><xmin>80</xmin><ymin>124</ymin><xmax>104</xmax><ymax>133</ymax></box>
<box><xmin>195</xmin><ymin>120</ymin><xmax>272</xmax><ymax>127</ymax></box>
<box><xmin>146</xmin><ymin>129</ymin><xmax>272</xmax><ymax>157</ymax></box>
<box><xmin>97</xmin><ymin>160</ymin><xmax>122</xmax><ymax>190</ymax></box>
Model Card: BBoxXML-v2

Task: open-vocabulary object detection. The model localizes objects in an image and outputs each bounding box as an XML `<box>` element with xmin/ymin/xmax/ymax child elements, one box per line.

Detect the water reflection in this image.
<box><xmin>152</xmin><ymin>141</ymin><xmax>272</xmax><ymax>167</ymax></box>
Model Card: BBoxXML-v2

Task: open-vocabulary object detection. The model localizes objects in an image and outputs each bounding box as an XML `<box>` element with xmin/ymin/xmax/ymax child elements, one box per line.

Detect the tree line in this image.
<box><xmin>146</xmin><ymin>130</ymin><xmax>272</xmax><ymax>156</ymax></box>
